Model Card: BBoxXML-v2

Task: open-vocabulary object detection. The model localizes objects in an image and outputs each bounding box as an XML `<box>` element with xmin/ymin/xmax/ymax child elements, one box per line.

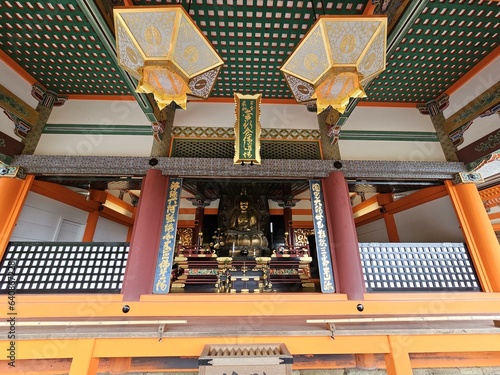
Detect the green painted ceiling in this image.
<box><xmin>0</xmin><ymin>0</ymin><xmax>498</xmax><ymax>104</ymax></box>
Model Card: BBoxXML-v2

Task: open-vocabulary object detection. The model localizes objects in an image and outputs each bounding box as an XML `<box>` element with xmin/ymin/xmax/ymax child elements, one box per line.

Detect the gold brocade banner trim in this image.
<box><xmin>153</xmin><ymin>178</ymin><xmax>183</xmax><ymax>294</ymax></box>
<box><xmin>234</xmin><ymin>93</ymin><xmax>261</xmax><ymax>165</ymax></box>
<box><xmin>309</xmin><ymin>180</ymin><xmax>335</xmax><ymax>293</ymax></box>
<box><xmin>0</xmin><ymin>84</ymin><xmax>39</xmax><ymax>126</ymax></box>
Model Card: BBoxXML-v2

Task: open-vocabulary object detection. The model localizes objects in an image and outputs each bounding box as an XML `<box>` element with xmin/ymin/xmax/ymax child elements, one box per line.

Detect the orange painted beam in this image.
<box><xmin>291</xmin><ymin>221</ymin><xmax>314</xmax><ymax>228</ymax></box>
<box><xmin>5</xmin><ymin>333</ymin><xmax>500</xmax><ymax>363</ymax></box>
<box><xmin>411</xmin><ymin>352</ymin><xmax>500</xmax><ymax>368</ymax></box>
<box><xmin>0</xmin><ymin>175</ymin><xmax>34</xmax><ymax>259</ymax></box>
<box><xmin>385</xmin><ymin>185</ymin><xmax>447</xmax><ymax>215</ymax></box>
<box><xmin>100</xmin><ymin>206</ymin><xmax>134</xmax><ymax>227</ymax></box>
<box><xmin>446</xmin><ymin>180</ymin><xmax>500</xmax><ymax>292</ymax></box>
<box><xmin>126</xmin><ymin>226</ymin><xmax>134</xmax><ymax>242</ymax></box>
<box><xmin>493</xmin><ymin>223</ymin><xmax>500</xmax><ymax>232</ymax></box>
<box><xmin>355</xmin><ymin>209</ymin><xmax>384</xmax><ymax>226</ymax></box>
<box><xmin>352</xmin><ymin>194</ymin><xmax>380</xmax><ymax>214</ymax></box>
<box><xmin>177</xmin><ymin>220</ymin><xmax>195</xmax><ymax>227</ymax></box>
<box><xmin>291</xmin><ymin>208</ymin><xmax>313</xmax><ymax>215</ymax></box>
<box><xmin>179</xmin><ymin>207</ymin><xmax>196</xmax><ymax>214</ymax></box>
<box><xmin>69</xmin><ymin>339</ymin><xmax>98</xmax><ymax>375</ymax></box>
<box><xmin>4</xmin><ymin>348</ymin><xmax>500</xmax><ymax>373</ymax></box>
<box><xmin>203</xmin><ymin>97</ymin><xmax>298</xmax><ymax>105</ymax></box>
<box><xmin>5</xmin><ymin>293</ymin><xmax>500</xmax><ymax>320</ymax></box>
<box><xmin>105</xmin><ymin>192</ymin><xmax>135</xmax><ymax>214</ymax></box>
<box><xmin>31</xmin><ymin>180</ymin><xmax>100</xmax><ymax>212</ymax></box>
<box><xmin>357</xmin><ymin>101</ymin><xmax>418</xmax><ymax>108</ymax></box>
<box><xmin>363</xmin><ymin>1</ymin><xmax>377</xmax><ymax>16</ymax></box>
<box><xmin>384</xmin><ymin>336</ymin><xmax>412</xmax><ymax>375</ymax></box>
<box><xmin>406</xmin><ymin>334</ymin><xmax>500</xmax><ymax>353</ymax></box>
<box><xmin>489</xmin><ymin>212</ymin><xmax>500</xmax><ymax>221</ymax></box>
<box><xmin>65</xmin><ymin>94</ymin><xmax>136</xmax><ymax>101</ymax></box>
<box><xmin>356</xmin><ymin>186</ymin><xmax>447</xmax><ymax>226</ymax></box>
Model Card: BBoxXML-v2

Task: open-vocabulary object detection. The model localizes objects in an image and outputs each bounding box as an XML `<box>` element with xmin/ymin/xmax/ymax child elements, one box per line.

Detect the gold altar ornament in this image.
<box><xmin>114</xmin><ymin>5</ymin><xmax>224</xmax><ymax>110</ymax></box>
<box><xmin>234</xmin><ymin>93</ymin><xmax>262</xmax><ymax>165</ymax></box>
<box><xmin>281</xmin><ymin>16</ymin><xmax>387</xmax><ymax>114</ymax></box>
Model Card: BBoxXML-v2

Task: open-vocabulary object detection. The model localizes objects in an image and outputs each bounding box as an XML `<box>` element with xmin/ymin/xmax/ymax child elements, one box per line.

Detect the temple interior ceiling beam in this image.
<box><xmin>12</xmin><ymin>155</ymin><xmax>466</xmax><ymax>181</ymax></box>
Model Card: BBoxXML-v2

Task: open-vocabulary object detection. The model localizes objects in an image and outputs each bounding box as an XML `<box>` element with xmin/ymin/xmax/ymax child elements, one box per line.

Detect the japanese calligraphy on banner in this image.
<box><xmin>153</xmin><ymin>178</ymin><xmax>182</xmax><ymax>294</ymax></box>
<box><xmin>234</xmin><ymin>93</ymin><xmax>261</xmax><ymax>165</ymax></box>
<box><xmin>309</xmin><ymin>180</ymin><xmax>335</xmax><ymax>293</ymax></box>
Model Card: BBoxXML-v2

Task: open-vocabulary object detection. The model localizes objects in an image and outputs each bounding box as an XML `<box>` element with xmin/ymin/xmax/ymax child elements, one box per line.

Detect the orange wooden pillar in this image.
<box><xmin>82</xmin><ymin>211</ymin><xmax>99</xmax><ymax>242</ymax></box>
<box><xmin>69</xmin><ymin>339</ymin><xmax>98</xmax><ymax>375</ymax></box>
<box><xmin>384</xmin><ymin>336</ymin><xmax>413</xmax><ymax>375</ymax></box>
<box><xmin>122</xmin><ymin>169</ymin><xmax>169</xmax><ymax>301</ymax></box>
<box><xmin>0</xmin><ymin>175</ymin><xmax>34</xmax><ymax>259</ymax></box>
<box><xmin>323</xmin><ymin>171</ymin><xmax>365</xmax><ymax>300</ymax></box>
<box><xmin>383</xmin><ymin>213</ymin><xmax>400</xmax><ymax>242</ymax></box>
<box><xmin>446</xmin><ymin>180</ymin><xmax>500</xmax><ymax>292</ymax></box>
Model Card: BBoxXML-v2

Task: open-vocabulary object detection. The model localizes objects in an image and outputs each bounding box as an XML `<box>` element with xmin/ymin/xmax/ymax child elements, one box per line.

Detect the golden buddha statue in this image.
<box><xmin>223</xmin><ymin>194</ymin><xmax>268</xmax><ymax>255</ymax></box>
<box><xmin>230</xmin><ymin>197</ymin><xmax>258</xmax><ymax>231</ymax></box>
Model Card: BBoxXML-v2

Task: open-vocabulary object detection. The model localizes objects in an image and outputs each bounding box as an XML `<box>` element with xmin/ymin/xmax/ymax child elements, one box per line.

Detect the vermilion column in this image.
<box><xmin>82</xmin><ymin>211</ymin><xmax>99</xmax><ymax>242</ymax></box>
<box><xmin>322</xmin><ymin>171</ymin><xmax>365</xmax><ymax>300</ymax></box>
<box><xmin>122</xmin><ymin>169</ymin><xmax>169</xmax><ymax>301</ymax></box>
<box><xmin>446</xmin><ymin>180</ymin><xmax>500</xmax><ymax>292</ymax></box>
<box><xmin>0</xmin><ymin>175</ymin><xmax>34</xmax><ymax>259</ymax></box>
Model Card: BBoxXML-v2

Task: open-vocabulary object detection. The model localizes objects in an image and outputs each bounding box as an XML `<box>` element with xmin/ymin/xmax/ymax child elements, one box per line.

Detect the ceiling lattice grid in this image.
<box><xmin>0</xmin><ymin>0</ymin><xmax>498</xmax><ymax>104</ymax></box>
<box><xmin>132</xmin><ymin>0</ymin><xmax>368</xmax><ymax>99</ymax></box>
<box><xmin>366</xmin><ymin>0</ymin><xmax>499</xmax><ymax>103</ymax></box>
<box><xmin>0</xmin><ymin>0</ymin><xmax>131</xmax><ymax>95</ymax></box>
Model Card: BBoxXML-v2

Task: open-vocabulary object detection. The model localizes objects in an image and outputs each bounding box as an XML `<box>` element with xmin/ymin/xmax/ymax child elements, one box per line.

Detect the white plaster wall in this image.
<box><xmin>0</xmin><ymin>112</ymin><xmax>17</xmax><ymax>140</ymax></box>
<box><xmin>356</xmin><ymin>219</ymin><xmax>389</xmax><ymax>243</ymax></box>
<box><xmin>339</xmin><ymin>140</ymin><xmax>446</xmax><ymax>161</ymax></box>
<box><xmin>47</xmin><ymin>99</ymin><xmax>150</xmax><ymax>125</ymax></box>
<box><xmin>0</xmin><ymin>60</ymin><xmax>38</xmax><ymax>139</ymax></box>
<box><xmin>346</xmin><ymin>106</ymin><xmax>434</xmax><ymax>132</ymax></box>
<box><xmin>93</xmin><ymin>217</ymin><xmax>128</xmax><ymax>242</ymax></box>
<box><xmin>443</xmin><ymin>56</ymin><xmax>500</xmax><ymax>119</ymax></box>
<box><xmin>11</xmin><ymin>192</ymin><xmax>88</xmax><ymax>242</ymax></box>
<box><xmin>34</xmin><ymin>134</ymin><xmax>153</xmax><ymax>156</ymax></box>
<box><xmin>458</xmin><ymin>114</ymin><xmax>500</xmax><ymax>150</ymax></box>
<box><xmin>394</xmin><ymin>196</ymin><xmax>464</xmax><ymax>243</ymax></box>
<box><xmin>0</xmin><ymin>60</ymin><xmax>39</xmax><ymax>108</ymax></box>
<box><xmin>174</xmin><ymin>102</ymin><xmax>318</xmax><ymax>129</ymax></box>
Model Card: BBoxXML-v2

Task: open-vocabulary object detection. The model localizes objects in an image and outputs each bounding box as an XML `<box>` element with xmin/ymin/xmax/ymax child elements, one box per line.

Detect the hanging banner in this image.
<box><xmin>153</xmin><ymin>178</ymin><xmax>183</xmax><ymax>294</ymax></box>
<box><xmin>309</xmin><ymin>180</ymin><xmax>335</xmax><ymax>293</ymax></box>
<box><xmin>234</xmin><ymin>93</ymin><xmax>261</xmax><ymax>165</ymax></box>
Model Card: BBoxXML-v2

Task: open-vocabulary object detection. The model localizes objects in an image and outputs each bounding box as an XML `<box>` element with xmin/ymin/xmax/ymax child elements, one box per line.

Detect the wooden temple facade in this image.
<box><xmin>0</xmin><ymin>1</ymin><xmax>500</xmax><ymax>374</ymax></box>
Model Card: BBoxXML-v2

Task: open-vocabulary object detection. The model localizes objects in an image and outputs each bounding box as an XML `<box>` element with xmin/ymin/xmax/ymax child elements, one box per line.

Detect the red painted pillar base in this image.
<box><xmin>122</xmin><ymin>169</ymin><xmax>169</xmax><ymax>301</ymax></box>
<box><xmin>323</xmin><ymin>171</ymin><xmax>365</xmax><ymax>300</ymax></box>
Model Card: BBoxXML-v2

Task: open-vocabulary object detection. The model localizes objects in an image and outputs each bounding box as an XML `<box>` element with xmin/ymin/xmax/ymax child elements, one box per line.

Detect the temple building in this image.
<box><xmin>1</xmin><ymin>1</ymin><xmax>500</xmax><ymax>374</ymax></box>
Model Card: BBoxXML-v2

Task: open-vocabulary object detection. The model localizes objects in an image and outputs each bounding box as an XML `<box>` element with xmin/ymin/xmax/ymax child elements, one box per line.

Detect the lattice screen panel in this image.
<box><xmin>171</xmin><ymin>139</ymin><xmax>321</xmax><ymax>159</ymax></box>
<box><xmin>0</xmin><ymin>242</ymin><xmax>129</xmax><ymax>294</ymax></box>
<box><xmin>359</xmin><ymin>242</ymin><xmax>480</xmax><ymax>292</ymax></box>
